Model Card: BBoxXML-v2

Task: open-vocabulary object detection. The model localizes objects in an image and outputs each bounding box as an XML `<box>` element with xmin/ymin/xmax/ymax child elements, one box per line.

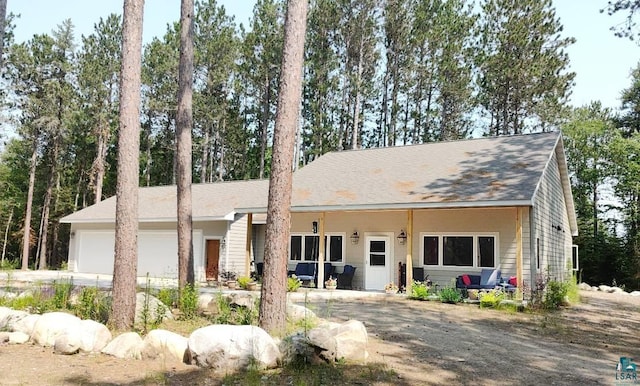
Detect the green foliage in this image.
<box><xmin>75</xmin><ymin>286</ymin><xmax>110</xmax><ymax>324</ymax></box>
<box><xmin>287</xmin><ymin>276</ymin><xmax>302</xmax><ymax>292</ymax></box>
<box><xmin>51</xmin><ymin>278</ymin><xmax>74</xmax><ymax>310</ymax></box>
<box><xmin>478</xmin><ymin>289</ymin><xmax>505</xmax><ymax>308</ymax></box>
<box><xmin>179</xmin><ymin>284</ymin><xmax>199</xmax><ymax>320</ymax></box>
<box><xmin>156</xmin><ymin>287</ymin><xmax>178</xmax><ymax>309</ymax></box>
<box><xmin>237</xmin><ymin>276</ymin><xmax>252</xmax><ymax>290</ymax></box>
<box><xmin>0</xmin><ymin>259</ymin><xmax>18</xmax><ymax>270</ymax></box>
<box><xmin>543</xmin><ymin>280</ymin><xmax>568</xmax><ymax>310</ymax></box>
<box><xmin>439</xmin><ymin>286</ymin><xmax>462</xmax><ymax>304</ymax></box>
<box><xmin>409</xmin><ymin>280</ymin><xmax>431</xmax><ymax>300</ymax></box>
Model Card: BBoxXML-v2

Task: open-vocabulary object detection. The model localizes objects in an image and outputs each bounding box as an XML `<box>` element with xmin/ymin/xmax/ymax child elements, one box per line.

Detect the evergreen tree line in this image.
<box><xmin>1</xmin><ymin>0</ymin><xmax>636</xmax><ymax>290</ymax></box>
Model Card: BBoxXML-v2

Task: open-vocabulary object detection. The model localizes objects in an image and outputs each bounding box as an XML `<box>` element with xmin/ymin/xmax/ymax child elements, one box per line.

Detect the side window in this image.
<box><xmin>290</xmin><ymin>235</ymin><xmax>302</xmax><ymax>261</ymax></box>
<box><xmin>478</xmin><ymin>236</ymin><xmax>495</xmax><ymax>268</ymax></box>
<box><xmin>423</xmin><ymin>236</ymin><xmax>438</xmax><ymax>265</ymax></box>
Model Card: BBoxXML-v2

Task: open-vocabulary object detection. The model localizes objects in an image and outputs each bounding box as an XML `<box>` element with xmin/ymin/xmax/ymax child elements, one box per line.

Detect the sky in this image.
<box><xmin>6</xmin><ymin>0</ymin><xmax>640</xmax><ymax>111</ymax></box>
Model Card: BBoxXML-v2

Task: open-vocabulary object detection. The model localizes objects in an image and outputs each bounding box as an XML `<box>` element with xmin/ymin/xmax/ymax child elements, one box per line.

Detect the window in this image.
<box><xmin>423</xmin><ymin>236</ymin><xmax>439</xmax><ymax>265</ymax></box>
<box><xmin>478</xmin><ymin>237</ymin><xmax>495</xmax><ymax>268</ymax></box>
<box><xmin>443</xmin><ymin>236</ymin><xmax>473</xmax><ymax>266</ymax></box>
<box><xmin>420</xmin><ymin>233</ymin><xmax>498</xmax><ymax>268</ymax></box>
<box><xmin>369</xmin><ymin>240</ymin><xmax>386</xmax><ymax>266</ymax></box>
<box><xmin>289</xmin><ymin>233</ymin><xmax>345</xmax><ymax>263</ymax></box>
<box><xmin>290</xmin><ymin>235</ymin><xmax>302</xmax><ymax>261</ymax></box>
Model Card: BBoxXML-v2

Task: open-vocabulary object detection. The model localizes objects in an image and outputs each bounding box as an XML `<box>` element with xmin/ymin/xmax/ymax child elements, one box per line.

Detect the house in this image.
<box><xmin>61</xmin><ymin>132</ymin><xmax>577</xmax><ymax>292</ymax></box>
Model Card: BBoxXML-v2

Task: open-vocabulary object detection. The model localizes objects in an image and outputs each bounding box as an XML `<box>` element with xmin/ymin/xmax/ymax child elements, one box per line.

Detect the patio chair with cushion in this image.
<box><xmin>337</xmin><ymin>265</ymin><xmax>356</xmax><ymax>289</ymax></box>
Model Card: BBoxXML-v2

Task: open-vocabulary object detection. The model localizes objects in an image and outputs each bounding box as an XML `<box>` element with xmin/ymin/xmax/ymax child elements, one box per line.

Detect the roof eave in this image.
<box><xmin>236</xmin><ymin>199</ymin><xmax>534</xmax><ymax>214</ymax></box>
<box><xmin>60</xmin><ymin>215</ymin><xmax>232</xmax><ymax>224</ymax></box>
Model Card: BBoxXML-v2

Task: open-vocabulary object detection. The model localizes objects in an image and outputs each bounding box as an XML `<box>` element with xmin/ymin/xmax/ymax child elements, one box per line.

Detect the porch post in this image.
<box><xmin>245</xmin><ymin>213</ymin><xmax>253</xmax><ymax>277</ymax></box>
<box><xmin>516</xmin><ymin>207</ymin><xmax>523</xmax><ymax>301</ymax></box>
<box><xmin>317</xmin><ymin>212</ymin><xmax>325</xmax><ymax>289</ymax></box>
<box><xmin>406</xmin><ymin>210</ymin><xmax>413</xmax><ymax>293</ymax></box>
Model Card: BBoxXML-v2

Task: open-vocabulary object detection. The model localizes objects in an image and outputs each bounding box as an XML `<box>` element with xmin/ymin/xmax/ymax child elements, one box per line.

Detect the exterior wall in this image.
<box><xmin>531</xmin><ymin>151</ymin><xmax>572</xmax><ymax>282</ymax></box>
<box><xmin>288</xmin><ymin>208</ymin><xmax>531</xmax><ymax>289</ymax></box>
<box><xmin>224</xmin><ymin>214</ymin><xmax>250</xmax><ymax>278</ymax></box>
<box><xmin>68</xmin><ymin>220</ymin><xmax>228</xmax><ymax>281</ymax></box>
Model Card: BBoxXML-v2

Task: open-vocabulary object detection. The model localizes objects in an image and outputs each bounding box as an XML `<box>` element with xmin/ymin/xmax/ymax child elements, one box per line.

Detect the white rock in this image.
<box><xmin>135</xmin><ymin>292</ymin><xmax>173</xmax><ymax>326</ymax></box>
<box><xmin>577</xmin><ymin>282</ymin><xmax>592</xmax><ymax>291</ymax></box>
<box><xmin>591</xmin><ymin>286</ymin><xmax>599</xmax><ymax>291</ymax></box>
<box><xmin>102</xmin><ymin>332</ymin><xmax>143</xmax><ymax>359</ymax></box>
<box><xmin>307</xmin><ymin>320</ymin><xmax>368</xmax><ymax>364</ymax></box>
<box><xmin>0</xmin><ymin>331</ymin><xmax>9</xmax><ymax>343</ymax></box>
<box><xmin>9</xmin><ymin>331</ymin><xmax>29</xmax><ymax>344</ymax></box>
<box><xmin>0</xmin><ymin>289</ymin><xmax>16</xmax><ymax>299</ymax></box>
<box><xmin>54</xmin><ymin>332</ymin><xmax>81</xmax><ymax>355</ymax></box>
<box><xmin>3</xmin><ymin>310</ymin><xmax>29</xmax><ymax>332</ymax></box>
<box><xmin>78</xmin><ymin>320</ymin><xmax>112</xmax><ymax>352</ymax></box>
<box><xmin>287</xmin><ymin>304</ymin><xmax>316</xmax><ymax>322</ymax></box>
<box><xmin>333</xmin><ymin>320</ymin><xmax>368</xmax><ymax>362</ymax></box>
<box><xmin>11</xmin><ymin>314</ymin><xmax>40</xmax><ymax>335</ymax></box>
<box><xmin>0</xmin><ymin>307</ymin><xmax>12</xmax><ymax>329</ymax></box>
<box><xmin>140</xmin><ymin>329</ymin><xmax>188</xmax><ymax>363</ymax></box>
<box><xmin>228</xmin><ymin>293</ymin><xmax>256</xmax><ymax>308</ymax></box>
<box><xmin>598</xmin><ymin>285</ymin><xmax>612</xmax><ymax>293</ymax></box>
<box><xmin>197</xmin><ymin>294</ymin><xmax>214</xmax><ymax>312</ymax></box>
<box><xmin>630</xmin><ymin>291</ymin><xmax>640</xmax><ymax>297</ymax></box>
<box><xmin>187</xmin><ymin>325</ymin><xmax>280</xmax><ymax>371</ymax></box>
<box><xmin>611</xmin><ymin>287</ymin><xmax>627</xmax><ymax>294</ymax></box>
<box><xmin>31</xmin><ymin>312</ymin><xmax>82</xmax><ymax>347</ymax></box>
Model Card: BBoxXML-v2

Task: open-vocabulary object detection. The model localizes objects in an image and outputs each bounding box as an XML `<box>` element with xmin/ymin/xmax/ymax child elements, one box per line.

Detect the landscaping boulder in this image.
<box><xmin>228</xmin><ymin>293</ymin><xmax>256</xmax><ymax>308</ymax></box>
<box><xmin>0</xmin><ymin>331</ymin><xmax>9</xmax><ymax>343</ymax></box>
<box><xmin>631</xmin><ymin>291</ymin><xmax>640</xmax><ymax>297</ymax></box>
<box><xmin>9</xmin><ymin>332</ymin><xmax>29</xmax><ymax>344</ymax></box>
<box><xmin>78</xmin><ymin>320</ymin><xmax>112</xmax><ymax>352</ymax></box>
<box><xmin>135</xmin><ymin>292</ymin><xmax>173</xmax><ymax>325</ymax></box>
<box><xmin>102</xmin><ymin>332</ymin><xmax>143</xmax><ymax>359</ymax></box>
<box><xmin>287</xmin><ymin>304</ymin><xmax>316</xmax><ymax>322</ymax></box>
<box><xmin>611</xmin><ymin>287</ymin><xmax>627</xmax><ymax>295</ymax></box>
<box><xmin>31</xmin><ymin>312</ymin><xmax>82</xmax><ymax>347</ymax></box>
<box><xmin>187</xmin><ymin>325</ymin><xmax>280</xmax><ymax>371</ymax></box>
<box><xmin>197</xmin><ymin>294</ymin><xmax>215</xmax><ymax>312</ymax></box>
<box><xmin>11</xmin><ymin>314</ymin><xmax>40</xmax><ymax>335</ymax></box>
<box><xmin>577</xmin><ymin>282</ymin><xmax>592</xmax><ymax>291</ymax></box>
<box><xmin>0</xmin><ymin>289</ymin><xmax>16</xmax><ymax>299</ymax></box>
<box><xmin>307</xmin><ymin>320</ymin><xmax>368</xmax><ymax>363</ymax></box>
<box><xmin>54</xmin><ymin>332</ymin><xmax>81</xmax><ymax>355</ymax></box>
<box><xmin>140</xmin><ymin>329</ymin><xmax>188</xmax><ymax>362</ymax></box>
<box><xmin>1</xmin><ymin>309</ymin><xmax>29</xmax><ymax>332</ymax></box>
<box><xmin>598</xmin><ymin>285</ymin><xmax>612</xmax><ymax>293</ymax></box>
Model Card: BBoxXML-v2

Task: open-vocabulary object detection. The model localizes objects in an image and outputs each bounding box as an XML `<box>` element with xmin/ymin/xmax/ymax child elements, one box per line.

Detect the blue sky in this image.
<box><xmin>6</xmin><ymin>0</ymin><xmax>639</xmax><ymax>111</ymax></box>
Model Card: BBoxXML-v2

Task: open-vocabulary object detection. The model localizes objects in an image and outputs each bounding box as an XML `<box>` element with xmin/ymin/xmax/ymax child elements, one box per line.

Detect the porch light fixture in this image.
<box><xmin>312</xmin><ymin>221</ymin><xmax>318</xmax><ymax>234</ymax></box>
<box><xmin>397</xmin><ymin>229</ymin><xmax>407</xmax><ymax>245</ymax></box>
<box><xmin>350</xmin><ymin>230</ymin><xmax>360</xmax><ymax>245</ymax></box>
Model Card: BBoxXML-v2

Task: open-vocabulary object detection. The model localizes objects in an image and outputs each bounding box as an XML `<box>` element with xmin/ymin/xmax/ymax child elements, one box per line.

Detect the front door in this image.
<box><xmin>365</xmin><ymin>236</ymin><xmax>391</xmax><ymax>290</ymax></box>
<box><xmin>206</xmin><ymin>239</ymin><xmax>220</xmax><ymax>280</ymax></box>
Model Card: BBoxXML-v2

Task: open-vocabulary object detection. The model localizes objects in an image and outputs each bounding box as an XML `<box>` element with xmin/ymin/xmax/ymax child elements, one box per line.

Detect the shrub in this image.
<box><xmin>75</xmin><ymin>286</ymin><xmax>110</xmax><ymax>324</ymax></box>
<box><xmin>478</xmin><ymin>289</ymin><xmax>504</xmax><ymax>308</ymax></box>
<box><xmin>439</xmin><ymin>287</ymin><xmax>462</xmax><ymax>304</ymax></box>
<box><xmin>179</xmin><ymin>284</ymin><xmax>199</xmax><ymax>320</ymax></box>
<box><xmin>156</xmin><ymin>287</ymin><xmax>178</xmax><ymax>309</ymax></box>
<box><xmin>410</xmin><ymin>281</ymin><xmax>430</xmax><ymax>300</ymax></box>
<box><xmin>543</xmin><ymin>280</ymin><xmax>568</xmax><ymax>310</ymax></box>
<box><xmin>287</xmin><ymin>276</ymin><xmax>302</xmax><ymax>292</ymax></box>
<box><xmin>237</xmin><ymin>276</ymin><xmax>252</xmax><ymax>290</ymax></box>
<box><xmin>51</xmin><ymin>278</ymin><xmax>74</xmax><ymax>310</ymax></box>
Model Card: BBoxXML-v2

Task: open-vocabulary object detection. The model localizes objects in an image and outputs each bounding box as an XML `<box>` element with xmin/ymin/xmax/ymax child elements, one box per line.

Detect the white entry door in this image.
<box><xmin>365</xmin><ymin>236</ymin><xmax>391</xmax><ymax>290</ymax></box>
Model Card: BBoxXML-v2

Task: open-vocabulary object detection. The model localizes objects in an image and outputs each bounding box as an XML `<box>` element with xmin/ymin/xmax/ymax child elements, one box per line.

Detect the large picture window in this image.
<box><xmin>420</xmin><ymin>233</ymin><xmax>498</xmax><ymax>268</ymax></box>
<box><xmin>289</xmin><ymin>233</ymin><xmax>345</xmax><ymax>263</ymax></box>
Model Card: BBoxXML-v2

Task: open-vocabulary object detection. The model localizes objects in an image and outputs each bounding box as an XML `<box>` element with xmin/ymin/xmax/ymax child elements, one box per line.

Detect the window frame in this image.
<box><xmin>419</xmin><ymin>232</ymin><xmax>499</xmax><ymax>269</ymax></box>
<box><xmin>288</xmin><ymin>232</ymin><xmax>346</xmax><ymax>264</ymax></box>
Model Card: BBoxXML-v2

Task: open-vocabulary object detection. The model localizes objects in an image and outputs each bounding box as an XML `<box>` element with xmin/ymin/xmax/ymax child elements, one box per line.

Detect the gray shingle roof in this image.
<box><xmin>62</xmin><ymin>132</ymin><xmax>566</xmax><ymax>223</ymax></box>
<box><xmin>282</xmin><ymin>131</ymin><xmax>562</xmax><ymax>211</ymax></box>
<box><xmin>60</xmin><ymin>179</ymin><xmax>269</xmax><ymax>223</ymax></box>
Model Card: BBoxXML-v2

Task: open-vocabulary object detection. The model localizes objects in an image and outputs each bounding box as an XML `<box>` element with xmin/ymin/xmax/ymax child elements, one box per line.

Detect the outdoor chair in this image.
<box><xmin>337</xmin><ymin>264</ymin><xmax>356</xmax><ymax>289</ymax></box>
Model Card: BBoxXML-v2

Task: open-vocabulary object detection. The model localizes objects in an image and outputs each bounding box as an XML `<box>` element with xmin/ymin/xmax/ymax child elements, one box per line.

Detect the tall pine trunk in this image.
<box><xmin>110</xmin><ymin>0</ymin><xmax>144</xmax><ymax>331</ymax></box>
<box><xmin>176</xmin><ymin>0</ymin><xmax>195</xmax><ymax>289</ymax></box>
<box><xmin>259</xmin><ymin>0</ymin><xmax>308</xmax><ymax>335</ymax></box>
<box><xmin>38</xmin><ymin>136</ymin><xmax>61</xmax><ymax>270</ymax></box>
<box><xmin>21</xmin><ymin>138</ymin><xmax>39</xmax><ymax>270</ymax></box>
<box><xmin>2</xmin><ymin>208</ymin><xmax>13</xmax><ymax>266</ymax></box>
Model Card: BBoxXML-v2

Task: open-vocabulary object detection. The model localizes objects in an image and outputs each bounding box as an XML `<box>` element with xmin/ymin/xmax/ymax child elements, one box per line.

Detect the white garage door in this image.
<box><xmin>75</xmin><ymin>230</ymin><xmax>203</xmax><ymax>278</ymax></box>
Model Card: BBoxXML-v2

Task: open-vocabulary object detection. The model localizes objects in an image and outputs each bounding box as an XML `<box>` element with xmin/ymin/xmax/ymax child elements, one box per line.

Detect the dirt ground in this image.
<box><xmin>1</xmin><ymin>290</ymin><xmax>638</xmax><ymax>385</ymax></box>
